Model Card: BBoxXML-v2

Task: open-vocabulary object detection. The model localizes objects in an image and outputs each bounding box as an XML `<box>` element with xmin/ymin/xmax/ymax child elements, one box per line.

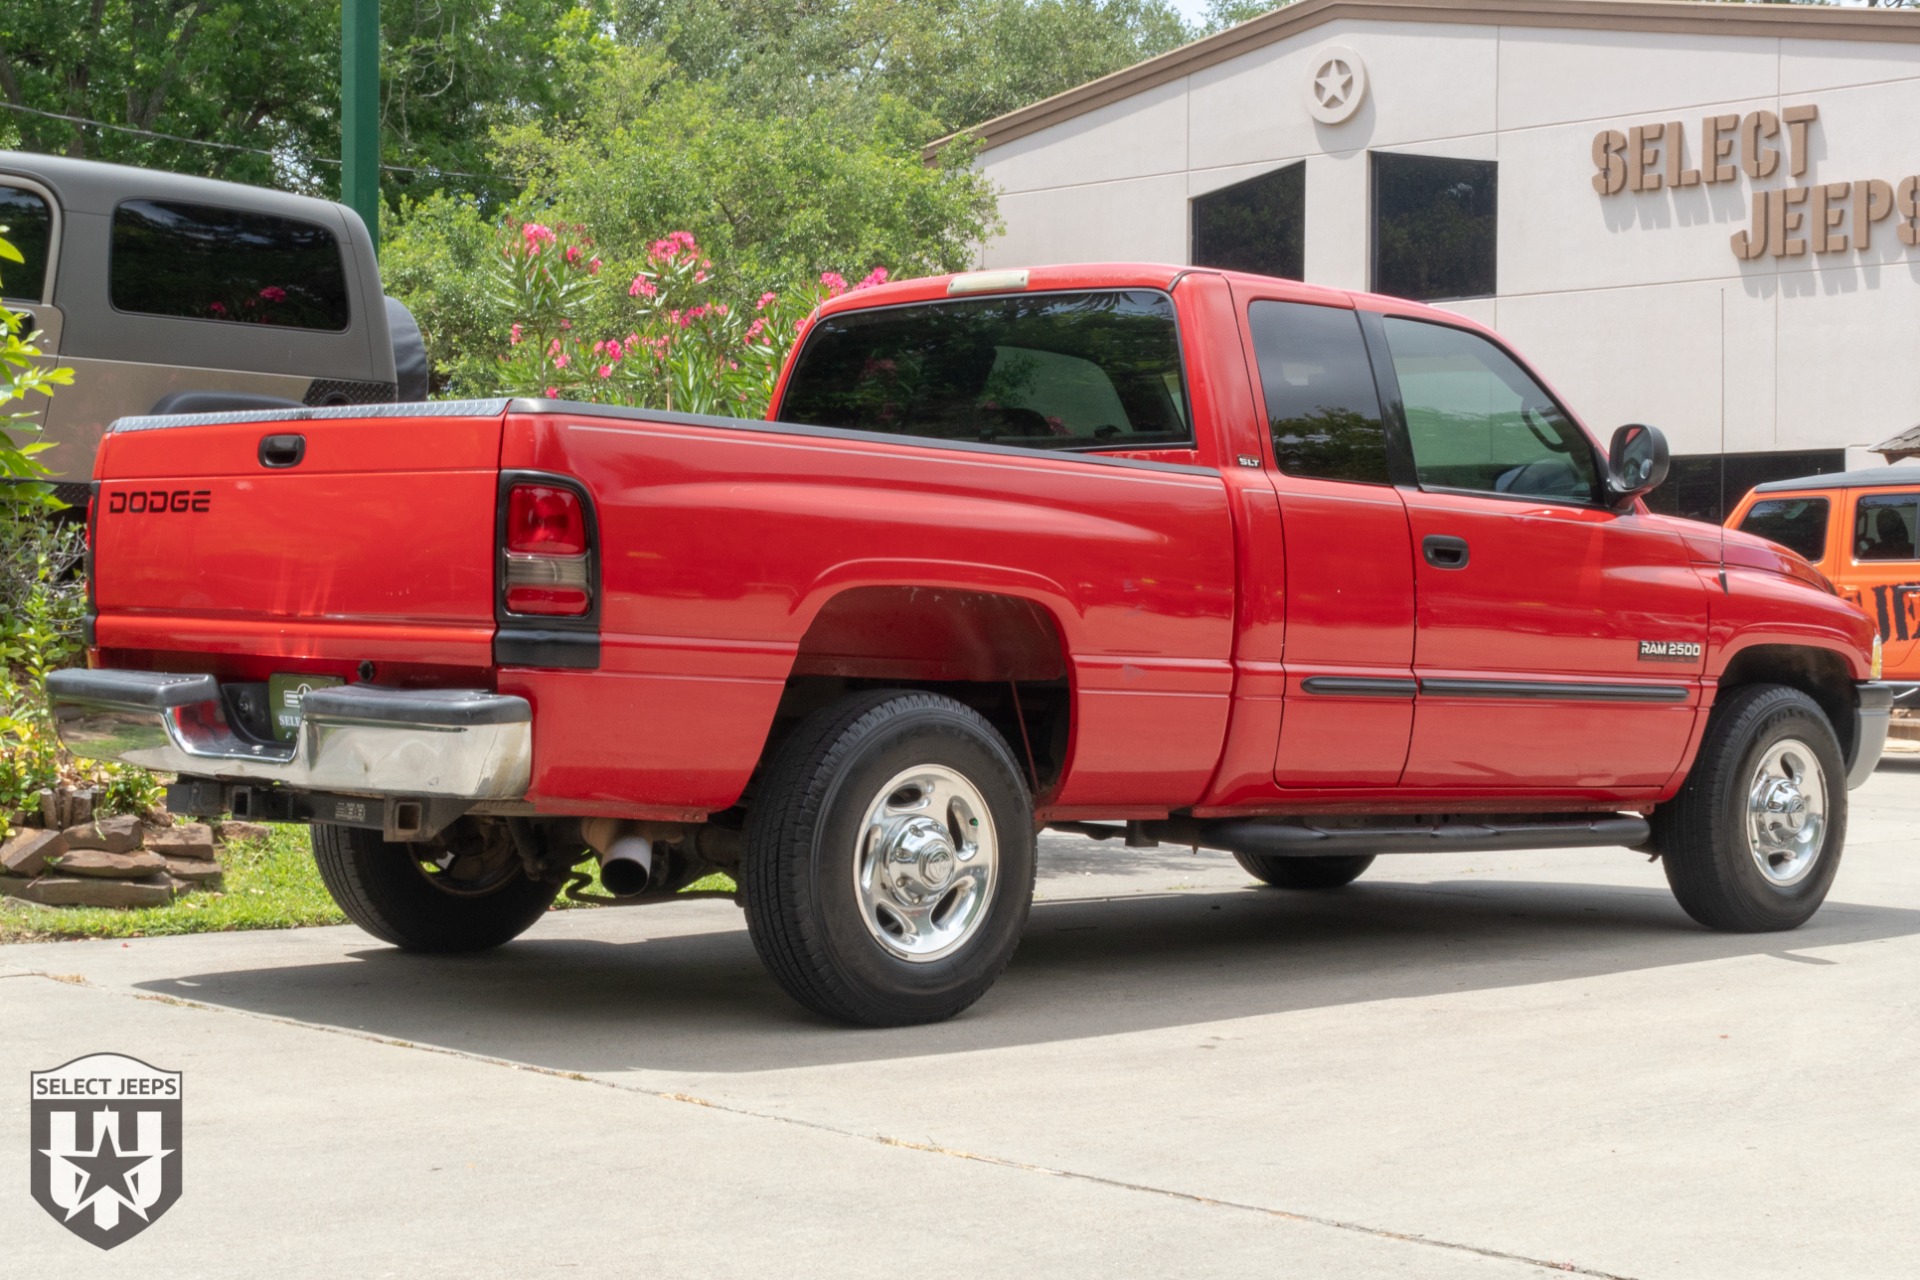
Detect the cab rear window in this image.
<box><xmin>110</xmin><ymin>199</ymin><xmax>350</xmax><ymax>331</ymax></box>
<box><xmin>1739</xmin><ymin>496</ymin><xmax>1830</xmax><ymax>562</ymax></box>
<box><xmin>779</xmin><ymin>289</ymin><xmax>1190</xmax><ymax>451</ymax></box>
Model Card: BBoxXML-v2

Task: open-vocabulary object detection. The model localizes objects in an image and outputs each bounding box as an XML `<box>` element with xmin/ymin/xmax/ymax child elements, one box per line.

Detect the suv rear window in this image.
<box><xmin>0</xmin><ymin>184</ymin><xmax>53</xmax><ymax>302</ymax></box>
<box><xmin>1740</xmin><ymin>496</ymin><xmax>1830</xmax><ymax>561</ymax></box>
<box><xmin>779</xmin><ymin>289</ymin><xmax>1190</xmax><ymax>451</ymax></box>
<box><xmin>111</xmin><ymin>199</ymin><xmax>350</xmax><ymax>331</ymax></box>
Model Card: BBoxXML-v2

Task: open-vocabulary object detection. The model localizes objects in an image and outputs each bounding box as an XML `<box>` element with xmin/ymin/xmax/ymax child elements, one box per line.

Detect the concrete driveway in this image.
<box><xmin>5</xmin><ymin>756</ymin><xmax>1918</xmax><ymax>1278</ymax></box>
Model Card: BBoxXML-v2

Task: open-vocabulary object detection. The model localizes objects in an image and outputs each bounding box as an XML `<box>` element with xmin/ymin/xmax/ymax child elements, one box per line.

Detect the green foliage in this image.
<box><xmin>387</xmin><ymin>45</ymin><xmax>997</xmax><ymax>394</ymax></box>
<box><xmin>0</xmin><ymin>231</ymin><xmax>74</xmax><ymax>513</ymax></box>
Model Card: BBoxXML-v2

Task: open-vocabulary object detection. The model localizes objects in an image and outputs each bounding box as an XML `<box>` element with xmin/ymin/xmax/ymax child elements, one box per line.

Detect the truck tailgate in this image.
<box><xmin>92</xmin><ymin>404</ymin><xmax>507</xmax><ymax>669</ymax></box>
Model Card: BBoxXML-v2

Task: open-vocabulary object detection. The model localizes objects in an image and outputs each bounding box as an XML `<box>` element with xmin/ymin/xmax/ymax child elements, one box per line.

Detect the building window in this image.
<box><xmin>1643</xmin><ymin>450</ymin><xmax>1847</xmax><ymax>523</ymax></box>
<box><xmin>1371</xmin><ymin>153</ymin><xmax>1497</xmax><ymax>302</ymax></box>
<box><xmin>111</xmin><ymin>200</ymin><xmax>350</xmax><ymax>331</ymax></box>
<box><xmin>1191</xmin><ymin>162</ymin><xmax>1304</xmax><ymax>281</ymax></box>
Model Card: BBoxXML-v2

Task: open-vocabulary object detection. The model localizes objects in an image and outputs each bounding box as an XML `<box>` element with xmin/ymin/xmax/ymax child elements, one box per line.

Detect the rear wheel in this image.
<box><xmin>1651</xmin><ymin>683</ymin><xmax>1846</xmax><ymax>932</ymax></box>
<box><xmin>742</xmin><ymin>690</ymin><xmax>1036</xmax><ymax>1026</ymax></box>
<box><xmin>311</xmin><ymin>819</ymin><xmax>558</xmax><ymax>952</ymax></box>
<box><xmin>1233</xmin><ymin>852</ymin><xmax>1374</xmax><ymax>890</ymax></box>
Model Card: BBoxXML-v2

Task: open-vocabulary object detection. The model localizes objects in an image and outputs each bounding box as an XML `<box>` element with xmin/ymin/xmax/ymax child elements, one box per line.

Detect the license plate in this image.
<box><xmin>268</xmin><ymin>673</ymin><xmax>345</xmax><ymax>742</ymax></box>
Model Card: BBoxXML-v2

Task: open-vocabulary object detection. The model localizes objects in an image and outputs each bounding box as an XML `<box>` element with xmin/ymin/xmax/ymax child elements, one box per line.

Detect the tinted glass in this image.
<box><xmin>111</xmin><ymin>200</ymin><xmax>349</xmax><ymax>331</ymax></box>
<box><xmin>1739</xmin><ymin>497</ymin><xmax>1830</xmax><ymax>561</ymax></box>
<box><xmin>0</xmin><ymin>185</ymin><xmax>53</xmax><ymax>301</ymax></box>
<box><xmin>781</xmin><ymin>290</ymin><xmax>1190</xmax><ymax>450</ymax></box>
<box><xmin>1247</xmin><ymin>300</ymin><xmax>1388</xmax><ymax>484</ymax></box>
<box><xmin>1384</xmin><ymin>317</ymin><xmax>1598</xmax><ymax>501</ymax></box>
<box><xmin>1854</xmin><ymin>492</ymin><xmax>1919</xmax><ymax>562</ymax></box>
<box><xmin>1372</xmin><ymin>153</ymin><xmax>1497</xmax><ymax>301</ymax></box>
<box><xmin>1192</xmin><ymin>163</ymin><xmax>1304</xmax><ymax>281</ymax></box>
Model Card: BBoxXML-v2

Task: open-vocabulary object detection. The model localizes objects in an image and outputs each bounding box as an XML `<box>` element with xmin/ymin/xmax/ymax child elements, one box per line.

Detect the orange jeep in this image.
<box><xmin>1730</xmin><ymin>466</ymin><xmax>1920</xmax><ymax>703</ymax></box>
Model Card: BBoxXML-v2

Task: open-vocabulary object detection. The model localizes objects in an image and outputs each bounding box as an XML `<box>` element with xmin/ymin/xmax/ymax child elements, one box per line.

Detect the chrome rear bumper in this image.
<box><xmin>46</xmin><ymin>669</ymin><xmax>531</xmax><ymax>800</ymax></box>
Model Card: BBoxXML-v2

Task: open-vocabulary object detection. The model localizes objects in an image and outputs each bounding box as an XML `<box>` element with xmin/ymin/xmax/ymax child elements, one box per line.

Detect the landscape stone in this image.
<box><xmin>1</xmin><ymin>828</ymin><xmax>68</xmax><ymax>878</ymax></box>
<box><xmin>150</xmin><ymin>822</ymin><xmax>217</xmax><ymax>860</ymax></box>
<box><xmin>3</xmin><ymin>874</ymin><xmax>174</xmax><ymax>908</ymax></box>
<box><xmin>37</xmin><ymin>789</ymin><xmax>58</xmax><ymax>827</ymax></box>
<box><xmin>217</xmin><ymin>820</ymin><xmax>272</xmax><ymax>844</ymax></box>
<box><xmin>142</xmin><ymin>807</ymin><xmax>175</xmax><ymax>828</ymax></box>
<box><xmin>164</xmin><ymin>857</ymin><xmax>225</xmax><ymax>884</ymax></box>
<box><xmin>47</xmin><ymin>847</ymin><xmax>167</xmax><ymax>879</ymax></box>
<box><xmin>68</xmin><ymin>788</ymin><xmax>96</xmax><ymax>825</ymax></box>
<box><xmin>62</xmin><ymin>814</ymin><xmax>144</xmax><ymax>854</ymax></box>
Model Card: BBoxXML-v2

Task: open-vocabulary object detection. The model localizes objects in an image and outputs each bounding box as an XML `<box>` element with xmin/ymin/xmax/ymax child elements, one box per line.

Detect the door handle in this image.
<box><xmin>1423</xmin><ymin>534</ymin><xmax>1470</xmax><ymax>569</ymax></box>
<box><xmin>258</xmin><ymin>434</ymin><xmax>306</xmax><ymax>468</ymax></box>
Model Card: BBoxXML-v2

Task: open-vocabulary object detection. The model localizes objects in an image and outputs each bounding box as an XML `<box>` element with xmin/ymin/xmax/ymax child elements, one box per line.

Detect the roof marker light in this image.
<box><xmin>947</xmin><ymin>269</ymin><xmax>1030</xmax><ymax>295</ymax></box>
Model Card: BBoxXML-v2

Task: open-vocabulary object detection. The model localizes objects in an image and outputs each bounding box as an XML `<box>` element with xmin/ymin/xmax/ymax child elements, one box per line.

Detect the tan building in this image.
<box><xmin>944</xmin><ymin>0</ymin><xmax>1920</xmax><ymax>518</ymax></box>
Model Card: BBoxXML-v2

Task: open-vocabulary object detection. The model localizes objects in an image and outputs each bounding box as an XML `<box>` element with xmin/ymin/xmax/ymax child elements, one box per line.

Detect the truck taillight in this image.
<box><xmin>507</xmin><ymin>484</ymin><xmax>587</xmax><ymax>555</ymax></box>
<box><xmin>501</xmin><ymin>479</ymin><xmax>594</xmax><ymax>617</ymax></box>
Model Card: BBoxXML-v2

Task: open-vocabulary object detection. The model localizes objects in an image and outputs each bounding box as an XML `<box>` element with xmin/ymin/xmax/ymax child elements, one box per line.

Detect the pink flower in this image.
<box><xmin>559</xmin><ymin>318</ymin><xmax>571</xmax><ymax>331</ymax></box>
<box><xmin>597</xmin><ymin>364</ymin><xmax>613</xmax><ymax>379</ymax></box>
<box><xmin>694</xmin><ymin>269</ymin><xmax>708</xmax><ymax>284</ymax></box>
<box><xmin>857</xmin><ymin>267</ymin><xmax>890</xmax><ymax>290</ymax></box>
<box><xmin>592</xmin><ymin>340</ymin><xmax>605</xmax><ymax>355</ymax></box>
<box><xmin>564</xmin><ymin>245</ymin><xmax>581</xmax><ymax>265</ymax></box>
<box><xmin>757</xmin><ymin>292</ymin><xmax>778</xmax><ymax>311</ymax></box>
<box><xmin>509</xmin><ymin>324</ymin><xmax>522</xmax><ymax>345</ymax></box>
<box><xmin>605</xmin><ymin>338</ymin><xmax>623</xmax><ymax>360</ymax></box>
<box><xmin>548</xmin><ymin>338</ymin><xmax>562</xmax><ymax>356</ymax></box>
<box><xmin>715</xmin><ymin>303</ymin><xmax>728</xmax><ymax>316</ymax></box>
<box><xmin>522</xmin><ymin>223</ymin><xmax>556</xmax><ymax>254</ymax></box>
<box><xmin>820</xmin><ymin>271</ymin><xmax>847</xmax><ymax>296</ymax></box>
<box><xmin>545</xmin><ymin>385</ymin><xmax>558</xmax><ymax>398</ymax></box>
<box><xmin>745</xmin><ymin>318</ymin><xmax>766</xmax><ymax>342</ymax></box>
<box><xmin>209</xmin><ymin>301</ymin><xmax>227</xmax><ymax>315</ymax></box>
<box><xmin>259</xmin><ymin>285</ymin><xmax>288</xmax><ymax>302</ymax></box>
<box><xmin>588</xmin><ymin>257</ymin><xmax>602</xmax><ymax>275</ymax></box>
<box><xmin>648</xmin><ymin>231</ymin><xmax>699</xmax><ymax>262</ymax></box>
<box><xmin>629</xmin><ymin>275</ymin><xmax>656</xmax><ymax>298</ymax></box>
<box><xmin>554</xmin><ymin>354</ymin><xmax>570</xmax><ymax>370</ymax></box>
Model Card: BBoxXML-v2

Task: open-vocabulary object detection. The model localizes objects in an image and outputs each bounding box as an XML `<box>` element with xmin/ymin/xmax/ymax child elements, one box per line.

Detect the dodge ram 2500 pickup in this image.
<box><xmin>49</xmin><ymin>264</ymin><xmax>1894</xmax><ymax>1026</ymax></box>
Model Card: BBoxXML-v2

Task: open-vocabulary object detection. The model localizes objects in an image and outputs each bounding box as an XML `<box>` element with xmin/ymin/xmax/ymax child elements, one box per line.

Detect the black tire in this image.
<box><xmin>311</xmin><ymin>819</ymin><xmax>559</xmax><ymax>953</ymax></box>
<box><xmin>1651</xmin><ymin>683</ymin><xmax>1847</xmax><ymax>932</ymax></box>
<box><xmin>742</xmin><ymin>690</ymin><xmax>1036</xmax><ymax>1026</ymax></box>
<box><xmin>1233</xmin><ymin>852</ymin><xmax>1374</xmax><ymax>889</ymax></box>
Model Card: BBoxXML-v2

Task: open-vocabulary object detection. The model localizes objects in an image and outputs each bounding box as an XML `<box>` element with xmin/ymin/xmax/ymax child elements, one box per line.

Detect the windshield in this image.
<box><xmin>779</xmin><ymin>289</ymin><xmax>1191</xmax><ymax>451</ymax></box>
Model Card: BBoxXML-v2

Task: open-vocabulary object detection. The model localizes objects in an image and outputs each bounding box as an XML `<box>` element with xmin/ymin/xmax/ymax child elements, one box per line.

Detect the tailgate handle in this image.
<box><xmin>258</xmin><ymin>434</ymin><xmax>306</xmax><ymax>468</ymax></box>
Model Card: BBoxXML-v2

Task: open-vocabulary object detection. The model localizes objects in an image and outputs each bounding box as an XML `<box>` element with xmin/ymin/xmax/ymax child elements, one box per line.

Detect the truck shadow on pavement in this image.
<box><xmin>130</xmin><ymin>854</ymin><xmax>1920</xmax><ymax>1073</ymax></box>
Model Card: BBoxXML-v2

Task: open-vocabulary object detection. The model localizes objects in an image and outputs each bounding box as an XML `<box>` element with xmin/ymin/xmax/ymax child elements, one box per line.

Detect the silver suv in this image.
<box><xmin>1</xmin><ymin>152</ymin><xmax>425</xmax><ymax>503</ymax></box>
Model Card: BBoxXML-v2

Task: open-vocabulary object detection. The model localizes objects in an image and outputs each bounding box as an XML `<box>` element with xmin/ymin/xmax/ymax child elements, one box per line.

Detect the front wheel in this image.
<box><xmin>742</xmin><ymin>690</ymin><xmax>1036</xmax><ymax>1026</ymax></box>
<box><xmin>311</xmin><ymin>819</ymin><xmax>559</xmax><ymax>952</ymax></box>
<box><xmin>1651</xmin><ymin>683</ymin><xmax>1847</xmax><ymax>932</ymax></box>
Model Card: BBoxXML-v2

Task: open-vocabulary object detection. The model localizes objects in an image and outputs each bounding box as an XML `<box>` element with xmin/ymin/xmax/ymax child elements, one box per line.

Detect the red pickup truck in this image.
<box><xmin>50</xmin><ymin>264</ymin><xmax>1892</xmax><ymax>1025</ymax></box>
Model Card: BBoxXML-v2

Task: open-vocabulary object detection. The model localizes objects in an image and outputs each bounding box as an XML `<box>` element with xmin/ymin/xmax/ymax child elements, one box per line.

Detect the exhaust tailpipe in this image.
<box><xmin>582</xmin><ymin>817</ymin><xmax>659</xmax><ymax>898</ymax></box>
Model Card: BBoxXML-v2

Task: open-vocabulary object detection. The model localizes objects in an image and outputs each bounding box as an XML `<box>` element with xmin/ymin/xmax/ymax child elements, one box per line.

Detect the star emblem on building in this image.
<box><xmin>1313</xmin><ymin>59</ymin><xmax>1354</xmax><ymax>110</ymax></box>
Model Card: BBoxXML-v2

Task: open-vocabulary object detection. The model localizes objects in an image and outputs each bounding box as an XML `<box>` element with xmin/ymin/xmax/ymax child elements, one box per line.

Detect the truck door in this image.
<box><xmin>1846</xmin><ymin>488</ymin><xmax>1920</xmax><ymax>676</ymax></box>
<box><xmin>1238</xmin><ymin>291</ymin><xmax>1416</xmax><ymax>787</ymax></box>
<box><xmin>1374</xmin><ymin>314</ymin><xmax>1707</xmax><ymax>790</ymax></box>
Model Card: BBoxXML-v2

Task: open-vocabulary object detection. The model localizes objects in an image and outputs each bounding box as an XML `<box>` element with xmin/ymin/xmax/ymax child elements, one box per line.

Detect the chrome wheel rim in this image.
<box><xmin>853</xmin><ymin>765</ymin><xmax>997</xmax><ymax>962</ymax></box>
<box><xmin>1745</xmin><ymin>737</ymin><xmax>1827</xmax><ymax>888</ymax></box>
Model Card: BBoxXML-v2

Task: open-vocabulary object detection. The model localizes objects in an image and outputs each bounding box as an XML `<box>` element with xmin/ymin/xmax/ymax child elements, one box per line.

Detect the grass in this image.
<box><xmin>0</xmin><ymin>823</ymin><xmax>738</xmax><ymax>944</ymax></box>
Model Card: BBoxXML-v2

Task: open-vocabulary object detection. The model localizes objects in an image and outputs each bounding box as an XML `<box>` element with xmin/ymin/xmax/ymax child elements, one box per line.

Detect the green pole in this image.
<box><xmin>342</xmin><ymin>0</ymin><xmax>380</xmax><ymax>255</ymax></box>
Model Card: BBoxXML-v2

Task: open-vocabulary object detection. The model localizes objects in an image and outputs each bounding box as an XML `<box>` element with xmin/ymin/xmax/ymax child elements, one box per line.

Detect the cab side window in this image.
<box><xmin>1247</xmin><ymin>300</ymin><xmax>1389</xmax><ymax>484</ymax></box>
<box><xmin>1855</xmin><ymin>493</ymin><xmax>1919</xmax><ymax>562</ymax></box>
<box><xmin>1739</xmin><ymin>497</ymin><xmax>1830</xmax><ymax>562</ymax></box>
<box><xmin>1382</xmin><ymin>316</ymin><xmax>1599</xmax><ymax>503</ymax></box>
<box><xmin>0</xmin><ymin>185</ymin><xmax>54</xmax><ymax>302</ymax></box>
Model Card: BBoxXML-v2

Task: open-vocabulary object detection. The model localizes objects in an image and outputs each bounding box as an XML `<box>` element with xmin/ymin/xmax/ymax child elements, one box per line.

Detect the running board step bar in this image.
<box><xmin>1051</xmin><ymin>814</ymin><xmax>1651</xmax><ymax>858</ymax></box>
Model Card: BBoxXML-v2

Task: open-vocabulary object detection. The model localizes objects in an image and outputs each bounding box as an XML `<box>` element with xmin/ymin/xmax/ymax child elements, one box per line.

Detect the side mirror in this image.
<box><xmin>1606</xmin><ymin>423</ymin><xmax>1670</xmax><ymax>506</ymax></box>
